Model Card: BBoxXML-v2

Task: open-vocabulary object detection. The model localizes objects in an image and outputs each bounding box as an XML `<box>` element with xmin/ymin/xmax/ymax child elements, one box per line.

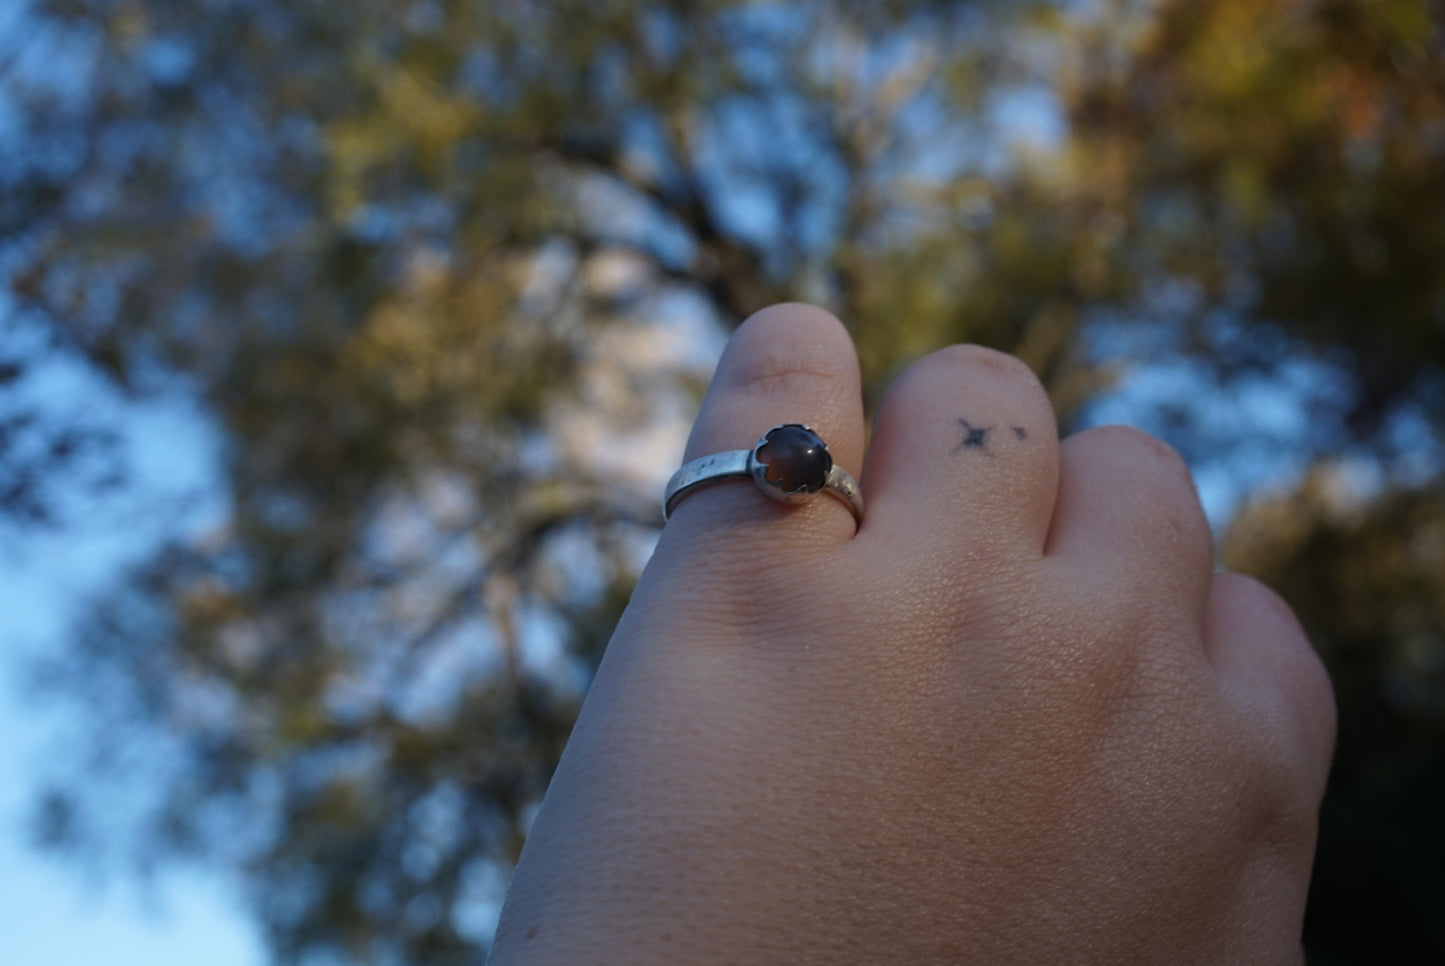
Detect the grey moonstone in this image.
<box><xmin>756</xmin><ymin>424</ymin><xmax>831</xmax><ymax>494</ymax></box>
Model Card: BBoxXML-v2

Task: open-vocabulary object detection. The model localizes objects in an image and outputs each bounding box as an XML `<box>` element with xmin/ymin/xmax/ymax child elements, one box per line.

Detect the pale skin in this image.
<box><xmin>489</xmin><ymin>303</ymin><xmax>1337</xmax><ymax>965</ymax></box>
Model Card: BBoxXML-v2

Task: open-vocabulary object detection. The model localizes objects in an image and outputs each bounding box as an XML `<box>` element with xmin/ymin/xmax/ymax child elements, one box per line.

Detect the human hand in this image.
<box><xmin>490</xmin><ymin>303</ymin><xmax>1336</xmax><ymax>965</ymax></box>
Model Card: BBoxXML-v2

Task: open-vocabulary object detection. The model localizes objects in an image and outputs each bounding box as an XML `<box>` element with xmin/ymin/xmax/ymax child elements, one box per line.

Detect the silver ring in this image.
<box><xmin>663</xmin><ymin>424</ymin><xmax>863</xmax><ymax>523</ymax></box>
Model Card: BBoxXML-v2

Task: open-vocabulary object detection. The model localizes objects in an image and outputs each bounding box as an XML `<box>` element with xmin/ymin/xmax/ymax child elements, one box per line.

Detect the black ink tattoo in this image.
<box><xmin>1013</xmin><ymin>426</ymin><xmax>1028</xmax><ymax>441</ymax></box>
<box><xmin>956</xmin><ymin>419</ymin><xmax>994</xmax><ymax>453</ymax></box>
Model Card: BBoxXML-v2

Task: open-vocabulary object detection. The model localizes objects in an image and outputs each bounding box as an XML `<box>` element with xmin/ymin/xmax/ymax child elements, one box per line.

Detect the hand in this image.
<box><xmin>490</xmin><ymin>303</ymin><xmax>1336</xmax><ymax>965</ymax></box>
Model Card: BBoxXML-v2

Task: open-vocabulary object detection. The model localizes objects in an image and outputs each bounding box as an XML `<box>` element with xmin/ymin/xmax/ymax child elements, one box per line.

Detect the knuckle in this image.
<box><xmin>928</xmin><ymin>343</ymin><xmax>1041</xmax><ymax>384</ymax></box>
<box><xmin>1249</xmin><ymin>782</ymin><xmax>1322</xmax><ymax>859</ymax></box>
<box><xmin>1218</xmin><ymin>574</ymin><xmax>1337</xmax><ymax>741</ymax></box>
<box><xmin>720</xmin><ymin>304</ymin><xmax>854</xmax><ymax>399</ymax></box>
<box><xmin>1087</xmin><ymin>424</ymin><xmax>1195</xmax><ymax>482</ymax></box>
<box><xmin>897</xmin><ymin>344</ymin><xmax>1053</xmax><ymax>425</ymax></box>
<box><xmin>1299</xmin><ymin>647</ymin><xmax>1339</xmax><ymax>745</ymax></box>
<box><xmin>1217</xmin><ymin>574</ymin><xmax>1306</xmax><ymax>640</ymax></box>
<box><xmin>1247</xmin><ymin>735</ymin><xmax>1328</xmax><ymax>852</ymax></box>
<box><xmin>726</xmin><ymin>357</ymin><xmax>844</xmax><ymax>402</ymax></box>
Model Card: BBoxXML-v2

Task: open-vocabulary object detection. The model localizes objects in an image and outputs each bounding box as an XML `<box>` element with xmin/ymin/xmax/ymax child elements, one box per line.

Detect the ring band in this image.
<box><xmin>662</xmin><ymin>424</ymin><xmax>863</xmax><ymax>522</ymax></box>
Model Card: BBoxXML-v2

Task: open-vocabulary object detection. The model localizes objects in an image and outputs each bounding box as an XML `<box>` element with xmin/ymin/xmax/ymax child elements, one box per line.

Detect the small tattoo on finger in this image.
<box><xmin>956</xmin><ymin>419</ymin><xmax>994</xmax><ymax>453</ymax></box>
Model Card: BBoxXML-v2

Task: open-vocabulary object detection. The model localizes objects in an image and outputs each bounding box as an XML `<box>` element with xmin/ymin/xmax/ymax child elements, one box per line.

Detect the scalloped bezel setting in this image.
<box><xmin>748</xmin><ymin>423</ymin><xmax>833</xmax><ymax>504</ymax></box>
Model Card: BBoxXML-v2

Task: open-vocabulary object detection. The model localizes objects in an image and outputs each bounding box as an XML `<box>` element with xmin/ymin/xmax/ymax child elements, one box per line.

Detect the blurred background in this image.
<box><xmin>1</xmin><ymin>0</ymin><xmax>1441</xmax><ymax>962</ymax></box>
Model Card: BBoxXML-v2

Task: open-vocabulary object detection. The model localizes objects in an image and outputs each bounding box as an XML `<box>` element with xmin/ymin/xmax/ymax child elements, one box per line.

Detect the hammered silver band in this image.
<box><xmin>662</xmin><ymin>425</ymin><xmax>863</xmax><ymax>522</ymax></box>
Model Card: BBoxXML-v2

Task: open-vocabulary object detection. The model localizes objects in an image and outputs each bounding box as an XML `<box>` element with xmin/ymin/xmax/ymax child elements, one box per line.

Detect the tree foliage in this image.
<box><xmin>2</xmin><ymin>0</ymin><xmax>1441</xmax><ymax>962</ymax></box>
<box><xmin>1224</xmin><ymin>473</ymin><xmax>1445</xmax><ymax>962</ymax></box>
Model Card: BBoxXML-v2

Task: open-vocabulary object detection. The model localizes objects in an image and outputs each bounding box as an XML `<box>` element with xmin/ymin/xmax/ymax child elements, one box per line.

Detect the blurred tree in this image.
<box><xmin>1061</xmin><ymin>5</ymin><xmax>1445</xmax><ymax>957</ymax></box>
<box><xmin>1066</xmin><ymin>0</ymin><xmax>1445</xmax><ymax>452</ymax></box>
<box><xmin>2</xmin><ymin>0</ymin><xmax>1440</xmax><ymax>962</ymax></box>
<box><xmin>1224</xmin><ymin>472</ymin><xmax>1445</xmax><ymax>962</ymax></box>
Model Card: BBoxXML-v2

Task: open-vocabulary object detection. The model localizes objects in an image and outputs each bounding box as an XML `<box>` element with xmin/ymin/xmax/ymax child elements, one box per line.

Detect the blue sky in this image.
<box><xmin>0</xmin><ymin>5</ymin><xmax>263</xmax><ymax>955</ymax></box>
<box><xmin>2</xmin><ymin>582</ymin><xmax>265</xmax><ymax>966</ymax></box>
<box><xmin>0</xmin><ymin>333</ymin><xmax>262</xmax><ymax>966</ymax></box>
